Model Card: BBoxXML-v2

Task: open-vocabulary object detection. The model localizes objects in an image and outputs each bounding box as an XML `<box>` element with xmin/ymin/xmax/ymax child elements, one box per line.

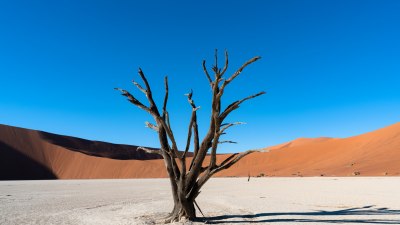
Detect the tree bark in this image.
<box><xmin>165</xmin><ymin>189</ymin><xmax>196</xmax><ymax>222</ymax></box>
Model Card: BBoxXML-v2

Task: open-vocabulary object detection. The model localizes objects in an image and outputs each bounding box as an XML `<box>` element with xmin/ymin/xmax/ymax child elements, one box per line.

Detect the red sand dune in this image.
<box><xmin>218</xmin><ymin>122</ymin><xmax>400</xmax><ymax>177</ymax></box>
<box><xmin>0</xmin><ymin>124</ymin><xmax>165</xmax><ymax>179</ymax></box>
<box><xmin>1</xmin><ymin>123</ymin><xmax>399</xmax><ymax>179</ymax></box>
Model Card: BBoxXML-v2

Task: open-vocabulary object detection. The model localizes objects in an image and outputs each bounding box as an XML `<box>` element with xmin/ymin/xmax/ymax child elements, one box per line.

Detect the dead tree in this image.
<box><xmin>115</xmin><ymin>50</ymin><xmax>265</xmax><ymax>222</ymax></box>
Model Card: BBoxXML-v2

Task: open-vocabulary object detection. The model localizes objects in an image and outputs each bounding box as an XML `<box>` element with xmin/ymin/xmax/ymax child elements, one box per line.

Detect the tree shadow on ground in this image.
<box><xmin>201</xmin><ymin>205</ymin><xmax>400</xmax><ymax>224</ymax></box>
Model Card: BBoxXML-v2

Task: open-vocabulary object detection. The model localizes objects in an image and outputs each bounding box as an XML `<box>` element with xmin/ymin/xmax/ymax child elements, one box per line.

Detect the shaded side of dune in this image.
<box><xmin>38</xmin><ymin>131</ymin><xmax>162</xmax><ymax>160</ymax></box>
<box><xmin>0</xmin><ymin>124</ymin><xmax>168</xmax><ymax>179</ymax></box>
<box><xmin>0</xmin><ymin>141</ymin><xmax>57</xmax><ymax>180</ymax></box>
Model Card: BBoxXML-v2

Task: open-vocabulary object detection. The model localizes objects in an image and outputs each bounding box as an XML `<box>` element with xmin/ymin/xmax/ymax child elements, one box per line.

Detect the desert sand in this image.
<box><xmin>223</xmin><ymin>122</ymin><xmax>400</xmax><ymax>177</ymax></box>
<box><xmin>1</xmin><ymin>178</ymin><xmax>399</xmax><ymax>225</ymax></box>
<box><xmin>1</xmin><ymin>122</ymin><xmax>400</xmax><ymax>179</ymax></box>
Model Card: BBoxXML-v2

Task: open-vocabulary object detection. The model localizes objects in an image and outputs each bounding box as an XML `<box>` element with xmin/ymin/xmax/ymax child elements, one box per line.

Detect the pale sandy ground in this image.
<box><xmin>1</xmin><ymin>178</ymin><xmax>399</xmax><ymax>225</ymax></box>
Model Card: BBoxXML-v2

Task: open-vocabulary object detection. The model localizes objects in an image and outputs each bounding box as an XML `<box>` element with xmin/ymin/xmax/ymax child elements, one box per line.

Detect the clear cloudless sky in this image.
<box><xmin>0</xmin><ymin>0</ymin><xmax>399</xmax><ymax>153</ymax></box>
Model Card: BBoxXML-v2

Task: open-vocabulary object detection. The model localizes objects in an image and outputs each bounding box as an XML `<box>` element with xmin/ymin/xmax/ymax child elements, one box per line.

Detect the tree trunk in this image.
<box><xmin>166</xmin><ymin>191</ymin><xmax>196</xmax><ymax>222</ymax></box>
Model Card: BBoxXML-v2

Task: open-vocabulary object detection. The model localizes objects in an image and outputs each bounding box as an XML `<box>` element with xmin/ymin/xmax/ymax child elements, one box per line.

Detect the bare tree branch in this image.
<box><xmin>184</xmin><ymin>89</ymin><xmax>202</xmax><ymax>184</ymax></box>
<box><xmin>189</xmin><ymin>109</ymin><xmax>200</xmax><ymax>171</ymax></box>
<box><xmin>220</xmin><ymin>56</ymin><xmax>261</xmax><ymax>91</ymax></box>
<box><xmin>219</xmin><ymin>91</ymin><xmax>266</xmax><ymax>121</ymax></box>
<box><xmin>199</xmin><ymin>166</ymin><xmax>208</xmax><ymax>173</ymax></box>
<box><xmin>183</xmin><ymin>90</ymin><xmax>198</xmax><ymax>159</ymax></box>
<box><xmin>162</xmin><ymin>76</ymin><xmax>169</xmax><ymax>119</ymax></box>
<box><xmin>192</xmin><ymin>115</ymin><xmax>200</xmax><ymax>155</ymax></box>
<box><xmin>132</xmin><ymin>80</ymin><xmax>146</xmax><ymax>94</ymax></box>
<box><xmin>214</xmin><ymin>49</ymin><xmax>218</xmax><ymax>70</ymax></box>
<box><xmin>159</xmin><ymin>119</ymin><xmax>181</xmax><ymax>158</ymax></box>
<box><xmin>170</xmin><ymin>153</ymin><xmax>181</xmax><ymax>180</ymax></box>
<box><xmin>215</xmin><ymin>149</ymin><xmax>268</xmax><ymax>172</ymax></box>
<box><xmin>220</xmin><ymin>50</ymin><xmax>229</xmax><ymax>77</ymax></box>
<box><xmin>202</xmin><ymin>60</ymin><xmax>213</xmax><ymax>86</ymax></box>
<box><xmin>137</xmin><ymin>68</ymin><xmax>151</xmax><ymax>93</ymax></box>
<box><xmin>185</xmin><ymin>89</ymin><xmax>200</xmax><ymax>172</ymax></box>
<box><xmin>138</xmin><ymin>68</ymin><xmax>158</xmax><ymax>112</ymax></box>
<box><xmin>137</xmin><ymin>146</ymin><xmax>162</xmax><ymax>155</ymax></box>
<box><xmin>183</xmin><ymin>125</ymin><xmax>192</xmax><ymax>158</ymax></box>
<box><xmin>219</xmin><ymin>122</ymin><xmax>246</xmax><ymax>134</ymax></box>
<box><xmin>114</xmin><ymin>88</ymin><xmax>150</xmax><ymax>113</ymax></box>
<box><xmin>218</xmin><ymin>140</ymin><xmax>238</xmax><ymax>144</ymax></box>
<box><xmin>145</xmin><ymin>121</ymin><xmax>159</xmax><ymax>132</ymax></box>
<box><xmin>212</xmin><ymin>49</ymin><xmax>220</xmax><ymax>74</ymax></box>
<box><xmin>219</xmin><ymin>153</ymin><xmax>238</xmax><ymax>167</ymax></box>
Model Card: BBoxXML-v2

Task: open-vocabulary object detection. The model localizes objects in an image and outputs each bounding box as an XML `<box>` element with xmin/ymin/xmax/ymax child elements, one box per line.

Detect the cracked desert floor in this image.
<box><xmin>1</xmin><ymin>178</ymin><xmax>399</xmax><ymax>225</ymax></box>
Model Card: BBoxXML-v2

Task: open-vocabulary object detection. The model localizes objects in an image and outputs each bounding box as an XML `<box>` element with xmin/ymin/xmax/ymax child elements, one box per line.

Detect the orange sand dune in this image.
<box><xmin>218</xmin><ymin>122</ymin><xmax>400</xmax><ymax>177</ymax></box>
<box><xmin>266</xmin><ymin>137</ymin><xmax>335</xmax><ymax>151</ymax></box>
<box><xmin>1</xmin><ymin>123</ymin><xmax>399</xmax><ymax>179</ymax></box>
<box><xmin>0</xmin><ymin>124</ymin><xmax>165</xmax><ymax>179</ymax></box>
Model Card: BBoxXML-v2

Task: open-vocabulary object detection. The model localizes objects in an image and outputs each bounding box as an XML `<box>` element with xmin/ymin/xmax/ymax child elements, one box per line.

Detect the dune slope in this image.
<box><xmin>218</xmin><ymin>122</ymin><xmax>400</xmax><ymax>177</ymax></box>
<box><xmin>0</xmin><ymin>124</ymin><xmax>165</xmax><ymax>179</ymax></box>
<box><xmin>0</xmin><ymin>123</ymin><xmax>399</xmax><ymax>179</ymax></box>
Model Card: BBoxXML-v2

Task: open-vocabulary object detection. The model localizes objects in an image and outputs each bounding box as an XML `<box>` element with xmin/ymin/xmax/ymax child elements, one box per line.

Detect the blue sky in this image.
<box><xmin>0</xmin><ymin>0</ymin><xmax>399</xmax><ymax>153</ymax></box>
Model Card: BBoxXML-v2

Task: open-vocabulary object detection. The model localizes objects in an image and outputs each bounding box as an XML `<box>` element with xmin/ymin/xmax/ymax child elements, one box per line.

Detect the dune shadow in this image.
<box><xmin>38</xmin><ymin>131</ymin><xmax>163</xmax><ymax>160</ymax></box>
<box><xmin>202</xmin><ymin>205</ymin><xmax>400</xmax><ymax>224</ymax></box>
<box><xmin>0</xmin><ymin>141</ymin><xmax>57</xmax><ymax>180</ymax></box>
